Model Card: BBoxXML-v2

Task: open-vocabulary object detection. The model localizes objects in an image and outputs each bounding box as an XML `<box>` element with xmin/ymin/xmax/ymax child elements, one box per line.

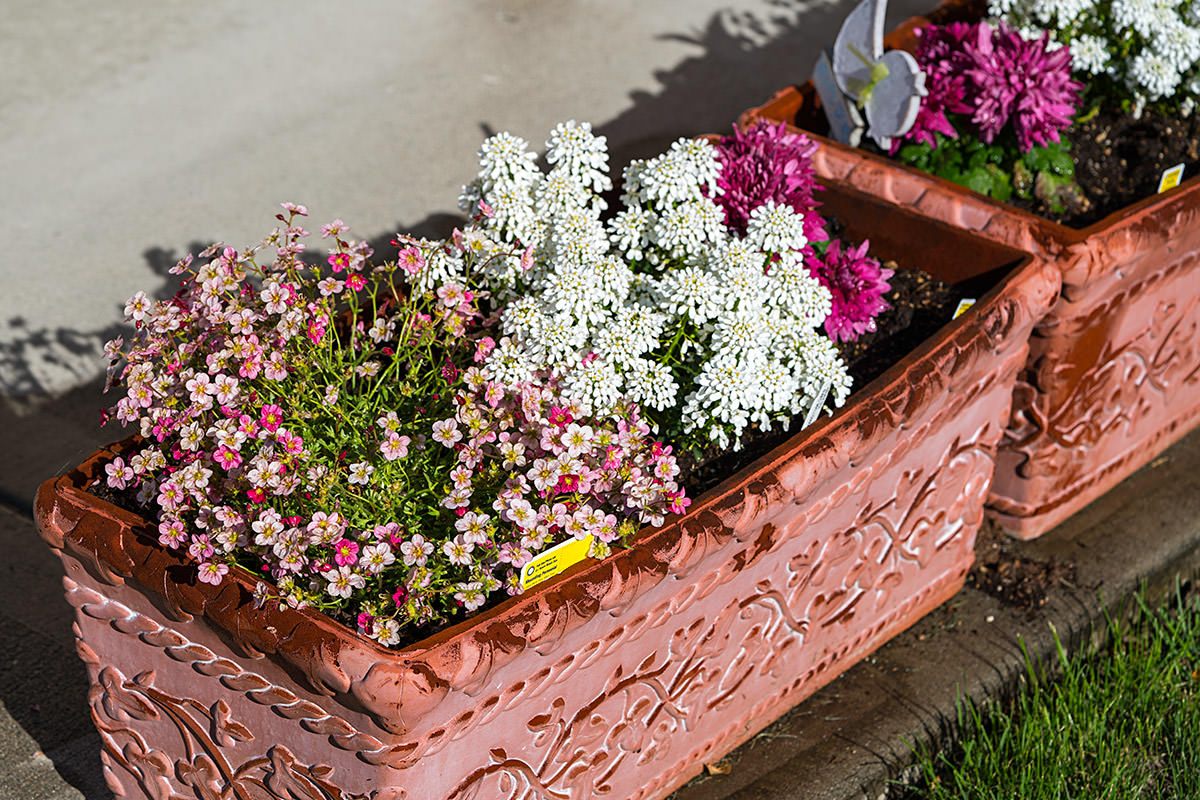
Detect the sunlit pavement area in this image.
<box><xmin>5</xmin><ymin>2</ymin><xmax>1200</xmax><ymax>798</ymax></box>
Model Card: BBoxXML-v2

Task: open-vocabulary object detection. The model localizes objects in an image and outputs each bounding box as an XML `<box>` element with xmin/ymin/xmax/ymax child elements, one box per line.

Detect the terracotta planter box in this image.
<box><xmin>741</xmin><ymin>1</ymin><xmax>1200</xmax><ymax>539</ymax></box>
<box><xmin>36</xmin><ymin>184</ymin><xmax>1057</xmax><ymax>800</ymax></box>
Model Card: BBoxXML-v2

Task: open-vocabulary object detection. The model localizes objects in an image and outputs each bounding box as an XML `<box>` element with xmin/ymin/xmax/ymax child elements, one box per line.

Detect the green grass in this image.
<box><xmin>902</xmin><ymin>587</ymin><xmax>1200</xmax><ymax>800</ymax></box>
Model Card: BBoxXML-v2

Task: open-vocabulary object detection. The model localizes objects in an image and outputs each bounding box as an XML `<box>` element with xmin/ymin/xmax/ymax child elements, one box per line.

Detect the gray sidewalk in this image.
<box><xmin>6</xmin><ymin>2</ymin><xmax>1200</xmax><ymax>799</ymax></box>
<box><xmin>1</xmin><ymin>0</ymin><xmax>929</xmax><ymax>405</ymax></box>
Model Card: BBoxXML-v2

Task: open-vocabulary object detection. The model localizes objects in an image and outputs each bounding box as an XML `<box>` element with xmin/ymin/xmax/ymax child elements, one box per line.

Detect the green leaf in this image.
<box><xmin>988</xmin><ymin>165</ymin><xmax>1013</xmax><ymax>202</ymax></box>
<box><xmin>933</xmin><ymin>142</ymin><xmax>965</xmax><ymax>177</ymax></box>
<box><xmin>958</xmin><ymin>164</ymin><xmax>1012</xmax><ymax>202</ymax></box>
<box><xmin>1023</xmin><ymin>141</ymin><xmax>1075</xmax><ymax>177</ymax></box>
<box><xmin>897</xmin><ymin>142</ymin><xmax>933</xmax><ymax>170</ymax></box>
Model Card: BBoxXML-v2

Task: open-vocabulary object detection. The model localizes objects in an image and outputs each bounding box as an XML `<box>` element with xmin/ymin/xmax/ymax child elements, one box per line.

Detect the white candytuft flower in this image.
<box><xmin>746</xmin><ymin>200</ymin><xmax>809</xmax><ymax>254</ymax></box>
<box><xmin>1070</xmin><ymin>33</ymin><xmax>1111</xmax><ymax>74</ymax></box>
<box><xmin>1131</xmin><ymin>51</ymin><xmax>1183</xmax><ymax>99</ymax></box>
<box><xmin>545</xmin><ymin>120</ymin><xmax>612</xmax><ymax>194</ymax></box>
<box><xmin>993</xmin><ymin>0</ymin><xmax>1200</xmax><ymax>109</ymax></box>
<box><xmin>461</xmin><ymin>125</ymin><xmax>855</xmax><ymax>447</ymax></box>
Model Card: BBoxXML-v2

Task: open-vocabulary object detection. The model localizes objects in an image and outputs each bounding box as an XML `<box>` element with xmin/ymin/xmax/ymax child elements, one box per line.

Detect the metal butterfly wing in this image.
<box><xmin>830</xmin><ymin>0</ymin><xmax>926</xmax><ymax>150</ymax></box>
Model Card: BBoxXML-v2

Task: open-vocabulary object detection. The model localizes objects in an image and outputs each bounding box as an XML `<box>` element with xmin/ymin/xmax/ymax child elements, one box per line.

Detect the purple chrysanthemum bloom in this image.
<box><xmin>963</xmin><ymin>23</ymin><xmax>1081</xmax><ymax>152</ymax></box>
<box><xmin>808</xmin><ymin>238</ymin><xmax>893</xmax><ymax>343</ymax></box>
<box><xmin>899</xmin><ymin>23</ymin><xmax>976</xmax><ymax>150</ymax></box>
<box><xmin>712</xmin><ymin>121</ymin><xmax>829</xmax><ymax>244</ymax></box>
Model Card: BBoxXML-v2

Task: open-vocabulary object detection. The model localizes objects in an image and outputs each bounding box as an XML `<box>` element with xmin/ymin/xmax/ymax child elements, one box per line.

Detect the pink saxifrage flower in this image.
<box><xmin>333</xmin><ymin>538</ymin><xmax>359</xmax><ymax>567</ymax></box>
<box><xmin>259</xmin><ymin>403</ymin><xmax>284</xmax><ymax>433</ymax></box>
<box><xmin>197</xmin><ymin>561</ymin><xmax>229</xmax><ymax>586</ymax></box>
<box><xmin>397</xmin><ymin>246</ymin><xmax>426</xmax><ymax>276</ymax></box>
<box><xmin>105</xmin><ymin>456</ymin><xmax>134</xmax><ymax>490</ymax></box>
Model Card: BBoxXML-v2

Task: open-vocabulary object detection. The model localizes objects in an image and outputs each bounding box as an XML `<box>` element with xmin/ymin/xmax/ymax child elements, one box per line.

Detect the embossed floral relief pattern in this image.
<box><xmin>65</xmin><ymin>431</ymin><xmax>990</xmax><ymax>800</ymax></box>
<box><xmin>447</xmin><ymin>442</ymin><xmax>992</xmax><ymax>799</ymax></box>
<box><xmin>66</xmin><ymin>574</ymin><xmax>410</xmax><ymax>800</ymax></box>
<box><xmin>996</xmin><ymin>246</ymin><xmax>1200</xmax><ymax>524</ymax></box>
<box><xmin>90</xmin><ymin>662</ymin><xmax>389</xmax><ymax>800</ymax></box>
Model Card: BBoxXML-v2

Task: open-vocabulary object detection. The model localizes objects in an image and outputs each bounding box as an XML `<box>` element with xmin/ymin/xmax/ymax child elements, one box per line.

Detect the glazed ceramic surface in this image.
<box><xmin>36</xmin><ymin>185</ymin><xmax>1057</xmax><ymax>799</ymax></box>
<box><xmin>741</xmin><ymin>0</ymin><xmax>1200</xmax><ymax>538</ymax></box>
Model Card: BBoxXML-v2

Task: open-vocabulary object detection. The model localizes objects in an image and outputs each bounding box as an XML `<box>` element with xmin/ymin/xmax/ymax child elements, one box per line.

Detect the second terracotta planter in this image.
<box><xmin>741</xmin><ymin>1</ymin><xmax>1200</xmax><ymax>539</ymax></box>
<box><xmin>35</xmin><ymin>183</ymin><xmax>1058</xmax><ymax>799</ymax></box>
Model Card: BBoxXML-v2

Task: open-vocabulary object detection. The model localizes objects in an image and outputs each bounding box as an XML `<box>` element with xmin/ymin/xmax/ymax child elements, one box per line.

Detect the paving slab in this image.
<box><xmin>0</xmin><ymin>504</ymin><xmax>100</xmax><ymax>799</ymax></box>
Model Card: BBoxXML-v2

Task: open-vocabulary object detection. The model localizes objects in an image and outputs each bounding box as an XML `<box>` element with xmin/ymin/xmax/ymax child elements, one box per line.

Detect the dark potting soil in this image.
<box><xmin>967</xmin><ymin>519</ymin><xmax>1078</xmax><ymax>615</ymax></box>
<box><xmin>1051</xmin><ymin>105</ymin><xmax>1200</xmax><ymax>227</ymax></box>
<box><xmin>854</xmin><ymin>103</ymin><xmax>1200</xmax><ymax>227</ymax></box>
<box><xmin>676</xmin><ymin>264</ymin><xmax>964</xmax><ymax>494</ymax></box>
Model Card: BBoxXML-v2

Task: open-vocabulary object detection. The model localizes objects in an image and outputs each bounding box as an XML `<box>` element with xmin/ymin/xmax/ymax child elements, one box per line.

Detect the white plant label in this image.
<box><xmin>804</xmin><ymin>379</ymin><xmax>833</xmax><ymax>429</ymax></box>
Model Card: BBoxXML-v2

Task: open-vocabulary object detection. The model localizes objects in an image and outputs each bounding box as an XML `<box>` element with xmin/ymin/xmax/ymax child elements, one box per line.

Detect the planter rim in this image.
<box><xmin>35</xmin><ymin>184</ymin><xmax>1053</xmax><ymax>735</ymax></box>
<box><xmin>743</xmin><ymin>83</ymin><xmax>1200</xmax><ymax>242</ymax></box>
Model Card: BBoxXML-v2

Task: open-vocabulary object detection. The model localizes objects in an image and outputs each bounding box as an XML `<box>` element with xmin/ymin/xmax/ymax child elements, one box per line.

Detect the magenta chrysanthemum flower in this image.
<box><xmin>901</xmin><ymin>22</ymin><xmax>976</xmax><ymax>149</ymax></box>
<box><xmin>809</xmin><ymin>238</ymin><xmax>893</xmax><ymax>343</ymax></box>
<box><xmin>963</xmin><ymin>23</ymin><xmax>1082</xmax><ymax>152</ymax></box>
<box><xmin>712</xmin><ymin>121</ymin><xmax>828</xmax><ymax>243</ymax></box>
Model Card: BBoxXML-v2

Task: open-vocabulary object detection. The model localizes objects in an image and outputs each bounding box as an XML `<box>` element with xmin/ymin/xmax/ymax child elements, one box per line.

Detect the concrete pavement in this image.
<box><xmin>1</xmin><ymin>0</ymin><xmax>930</xmax><ymax>405</ymax></box>
<box><xmin>6</xmin><ymin>2</ymin><xmax>1200</xmax><ymax>798</ymax></box>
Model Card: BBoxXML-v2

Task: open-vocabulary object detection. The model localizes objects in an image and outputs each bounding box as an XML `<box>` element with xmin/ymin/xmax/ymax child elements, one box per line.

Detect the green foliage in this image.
<box><xmin>902</xmin><ymin>586</ymin><xmax>1200</xmax><ymax>799</ymax></box>
<box><xmin>894</xmin><ymin>121</ymin><xmax>1085</xmax><ymax>216</ymax></box>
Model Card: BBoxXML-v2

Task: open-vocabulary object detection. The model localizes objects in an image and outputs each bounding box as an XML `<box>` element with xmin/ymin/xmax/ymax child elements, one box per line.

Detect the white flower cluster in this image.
<box><xmin>456</xmin><ymin>122</ymin><xmax>848</xmax><ymax>449</ymax></box>
<box><xmin>991</xmin><ymin>0</ymin><xmax>1200</xmax><ymax>108</ymax></box>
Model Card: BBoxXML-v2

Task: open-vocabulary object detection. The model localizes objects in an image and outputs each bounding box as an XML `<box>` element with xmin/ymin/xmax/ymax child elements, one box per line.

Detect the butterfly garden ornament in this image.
<box><xmin>817</xmin><ymin>0</ymin><xmax>927</xmax><ymax>150</ymax></box>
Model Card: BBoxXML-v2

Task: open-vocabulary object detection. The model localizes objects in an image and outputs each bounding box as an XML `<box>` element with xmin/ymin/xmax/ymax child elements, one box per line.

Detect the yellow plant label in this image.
<box><xmin>953</xmin><ymin>298</ymin><xmax>976</xmax><ymax>319</ymax></box>
<box><xmin>1159</xmin><ymin>163</ymin><xmax>1185</xmax><ymax>193</ymax></box>
<box><xmin>519</xmin><ymin>535</ymin><xmax>594</xmax><ymax>591</ymax></box>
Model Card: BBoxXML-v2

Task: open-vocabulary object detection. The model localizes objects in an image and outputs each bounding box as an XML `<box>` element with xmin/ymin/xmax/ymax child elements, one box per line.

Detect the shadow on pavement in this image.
<box><xmin>0</xmin><ymin>502</ymin><xmax>110</xmax><ymax>798</ymax></box>
<box><xmin>0</xmin><ymin>2</ymin><xmax>913</xmax><ymax>797</ymax></box>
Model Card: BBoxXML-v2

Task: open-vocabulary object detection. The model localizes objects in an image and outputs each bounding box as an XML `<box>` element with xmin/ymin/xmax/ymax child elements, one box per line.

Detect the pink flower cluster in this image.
<box><xmin>101</xmin><ymin>207</ymin><xmax>457</xmax><ymax>624</ymax></box>
<box><xmin>906</xmin><ymin>22</ymin><xmax>1082</xmax><ymax>153</ymax></box>
<box><xmin>261</xmin><ymin>373</ymin><xmax>682</xmax><ymax>645</ymax></box>
<box><xmin>809</xmin><ymin>239</ymin><xmax>894</xmax><ymax>343</ymax></box>
<box><xmin>99</xmin><ymin>205</ymin><xmax>686</xmax><ymax>646</ymax></box>
<box><xmin>711</xmin><ymin>121</ymin><xmax>829</xmax><ymax>245</ymax></box>
<box><xmin>424</xmin><ymin>369</ymin><xmax>686</xmax><ymax>577</ymax></box>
